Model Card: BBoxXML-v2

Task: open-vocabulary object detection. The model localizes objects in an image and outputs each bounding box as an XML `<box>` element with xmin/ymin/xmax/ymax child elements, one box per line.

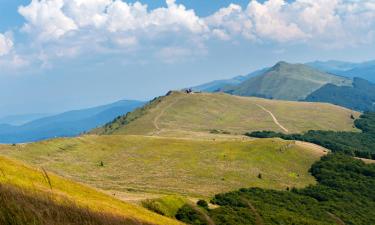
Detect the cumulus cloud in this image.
<box><xmin>206</xmin><ymin>0</ymin><xmax>375</xmax><ymax>45</ymax></box>
<box><xmin>19</xmin><ymin>0</ymin><xmax>78</xmax><ymax>41</ymax></box>
<box><xmin>13</xmin><ymin>0</ymin><xmax>375</xmax><ymax>65</ymax></box>
<box><xmin>19</xmin><ymin>0</ymin><xmax>207</xmax><ymax>42</ymax></box>
<box><xmin>0</xmin><ymin>33</ymin><xmax>14</xmax><ymax>56</ymax></box>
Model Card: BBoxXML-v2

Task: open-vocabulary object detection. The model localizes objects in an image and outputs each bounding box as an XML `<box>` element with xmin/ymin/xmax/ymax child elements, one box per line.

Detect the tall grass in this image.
<box><xmin>0</xmin><ymin>184</ymin><xmax>151</xmax><ymax>225</ymax></box>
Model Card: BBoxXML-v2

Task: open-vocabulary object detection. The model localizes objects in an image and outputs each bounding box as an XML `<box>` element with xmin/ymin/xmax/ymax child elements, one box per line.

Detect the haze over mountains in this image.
<box><xmin>0</xmin><ymin>100</ymin><xmax>144</xmax><ymax>143</ymax></box>
<box><xmin>308</xmin><ymin>60</ymin><xmax>375</xmax><ymax>82</ymax></box>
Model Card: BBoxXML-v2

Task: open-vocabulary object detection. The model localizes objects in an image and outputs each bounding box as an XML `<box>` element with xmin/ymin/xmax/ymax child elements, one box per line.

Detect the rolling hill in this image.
<box><xmin>0</xmin><ymin>155</ymin><xmax>180</xmax><ymax>225</ymax></box>
<box><xmin>0</xmin><ymin>99</ymin><xmax>144</xmax><ymax>143</ymax></box>
<box><xmin>221</xmin><ymin>61</ymin><xmax>352</xmax><ymax>100</ymax></box>
<box><xmin>0</xmin><ymin>135</ymin><xmax>327</xmax><ymax>199</ymax></box>
<box><xmin>93</xmin><ymin>91</ymin><xmax>359</xmax><ymax>137</ymax></box>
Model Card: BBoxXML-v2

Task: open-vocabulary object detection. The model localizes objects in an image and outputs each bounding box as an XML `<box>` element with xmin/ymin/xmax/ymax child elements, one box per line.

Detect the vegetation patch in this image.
<box><xmin>248</xmin><ymin>112</ymin><xmax>375</xmax><ymax>159</ymax></box>
<box><xmin>175</xmin><ymin>154</ymin><xmax>375</xmax><ymax>225</ymax></box>
<box><xmin>142</xmin><ymin>195</ymin><xmax>188</xmax><ymax>218</ymax></box>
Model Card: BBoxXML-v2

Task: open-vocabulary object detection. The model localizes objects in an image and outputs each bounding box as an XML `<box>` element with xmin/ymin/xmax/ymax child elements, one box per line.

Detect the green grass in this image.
<box><xmin>142</xmin><ymin>195</ymin><xmax>188</xmax><ymax>217</ymax></box>
<box><xmin>0</xmin><ymin>135</ymin><xmax>326</xmax><ymax>199</ymax></box>
<box><xmin>93</xmin><ymin>92</ymin><xmax>359</xmax><ymax>136</ymax></box>
<box><xmin>0</xmin><ymin>156</ymin><xmax>181</xmax><ymax>225</ymax></box>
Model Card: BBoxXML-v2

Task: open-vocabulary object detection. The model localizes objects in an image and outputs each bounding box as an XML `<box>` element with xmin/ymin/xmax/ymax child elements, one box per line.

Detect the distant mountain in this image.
<box><xmin>0</xmin><ymin>113</ymin><xmax>51</xmax><ymax>126</ymax></box>
<box><xmin>0</xmin><ymin>100</ymin><xmax>144</xmax><ymax>143</ymax></box>
<box><xmin>305</xmin><ymin>77</ymin><xmax>375</xmax><ymax>112</ymax></box>
<box><xmin>191</xmin><ymin>68</ymin><xmax>268</xmax><ymax>92</ymax></box>
<box><xmin>306</xmin><ymin>60</ymin><xmax>357</xmax><ymax>74</ymax></box>
<box><xmin>221</xmin><ymin>61</ymin><xmax>352</xmax><ymax>101</ymax></box>
<box><xmin>308</xmin><ymin>60</ymin><xmax>375</xmax><ymax>82</ymax></box>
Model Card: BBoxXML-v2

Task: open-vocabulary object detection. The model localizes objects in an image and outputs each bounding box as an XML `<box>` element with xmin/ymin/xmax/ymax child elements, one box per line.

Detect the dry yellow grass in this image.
<box><xmin>1</xmin><ymin>135</ymin><xmax>326</xmax><ymax>200</ymax></box>
<box><xmin>94</xmin><ymin>92</ymin><xmax>360</xmax><ymax>137</ymax></box>
<box><xmin>0</xmin><ymin>155</ymin><xmax>181</xmax><ymax>225</ymax></box>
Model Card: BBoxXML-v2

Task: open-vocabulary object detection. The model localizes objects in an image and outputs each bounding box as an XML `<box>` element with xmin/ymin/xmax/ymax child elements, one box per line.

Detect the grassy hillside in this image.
<box><xmin>0</xmin><ymin>135</ymin><xmax>326</xmax><ymax>199</ymax></box>
<box><xmin>0</xmin><ymin>156</ymin><xmax>180</xmax><ymax>225</ymax></box>
<box><xmin>222</xmin><ymin>61</ymin><xmax>352</xmax><ymax>100</ymax></box>
<box><xmin>93</xmin><ymin>91</ymin><xmax>359</xmax><ymax>136</ymax></box>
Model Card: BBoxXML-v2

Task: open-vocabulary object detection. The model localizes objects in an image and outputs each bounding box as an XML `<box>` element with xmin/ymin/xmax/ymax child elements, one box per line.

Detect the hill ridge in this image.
<box><xmin>92</xmin><ymin>91</ymin><xmax>359</xmax><ymax>137</ymax></box>
<box><xmin>221</xmin><ymin>62</ymin><xmax>352</xmax><ymax>100</ymax></box>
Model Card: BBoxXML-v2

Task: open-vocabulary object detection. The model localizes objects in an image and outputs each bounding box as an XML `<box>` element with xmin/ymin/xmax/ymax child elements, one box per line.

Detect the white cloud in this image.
<box><xmin>0</xmin><ymin>33</ymin><xmax>14</xmax><ymax>56</ymax></box>
<box><xmin>18</xmin><ymin>0</ymin><xmax>78</xmax><ymax>41</ymax></box>
<box><xmin>246</xmin><ymin>0</ymin><xmax>307</xmax><ymax>42</ymax></box>
<box><xmin>13</xmin><ymin>0</ymin><xmax>375</xmax><ymax>67</ymax></box>
<box><xmin>19</xmin><ymin>0</ymin><xmax>207</xmax><ymax>41</ymax></box>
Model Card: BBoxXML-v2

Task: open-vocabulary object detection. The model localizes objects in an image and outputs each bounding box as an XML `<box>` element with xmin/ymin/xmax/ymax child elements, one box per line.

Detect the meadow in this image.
<box><xmin>0</xmin><ymin>135</ymin><xmax>326</xmax><ymax>200</ymax></box>
<box><xmin>94</xmin><ymin>92</ymin><xmax>360</xmax><ymax>137</ymax></box>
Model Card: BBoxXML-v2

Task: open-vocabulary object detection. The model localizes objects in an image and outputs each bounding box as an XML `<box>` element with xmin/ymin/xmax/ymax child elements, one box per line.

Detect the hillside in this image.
<box><xmin>0</xmin><ymin>156</ymin><xmax>180</xmax><ymax>225</ymax></box>
<box><xmin>306</xmin><ymin>77</ymin><xmax>375</xmax><ymax>112</ymax></box>
<box><xmin>0</xmin><ymin>99</ymin><xmax>144</xmax><ymax>143</ymax></box>
<box><xmin>93</xmin><ymin>91</ymin><xmax>359</xmax><ymax>137</ymax></box>
<box><xmin>221</xmin><ymin>61</ymin><xmax>352</xmax><ymax>100</ymax></box>
<box><xmin>0</xmin><ymin>135</ymin><xmax>326</xmax><ymax>199</ymax></box>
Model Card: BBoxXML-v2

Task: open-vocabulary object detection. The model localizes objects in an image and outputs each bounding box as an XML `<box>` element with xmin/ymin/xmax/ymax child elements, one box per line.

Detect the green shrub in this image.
<box><xmin>197</xmin><ymin>200</ymin><xmax>209</xmax><ymax>210</ymax></box>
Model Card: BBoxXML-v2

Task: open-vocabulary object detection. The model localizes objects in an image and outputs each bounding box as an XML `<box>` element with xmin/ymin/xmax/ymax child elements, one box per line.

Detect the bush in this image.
<box><xmin>197</xmin><ymin>200</ymin><xmax>209</xmax><ymax>210</ymax></box>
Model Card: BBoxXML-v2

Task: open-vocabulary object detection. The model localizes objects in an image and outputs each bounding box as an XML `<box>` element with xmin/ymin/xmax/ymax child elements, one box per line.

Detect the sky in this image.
<box><xmin>0</xmin><ymin>0</ymin><xmax>375</xmax><ymax>117</ymax></box>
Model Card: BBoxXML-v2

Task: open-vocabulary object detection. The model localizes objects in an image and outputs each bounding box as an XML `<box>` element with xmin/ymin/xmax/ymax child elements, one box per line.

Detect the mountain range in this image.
<box><xmin>220</xmin><ymin>61</ymin><xmax>352</xmax><ymax>101</ymax></box>
<box><xmin>0</xmin><ymin>99</ymin><xmax>144</xmax><ymax>143</ymax></box>
<box><xmin>307</xmin><ymin>60</ymin><xmax>375</xmax><ymax>82</ymax></box>
<box><xmin>3</xmin><ymin>59</ymin><xmax>374</xmax><ymax>143</ymax></box>
<box><xmin>193</xmin><ymin>61</ymin><xmax>375</xmax><ymax>112</ymax></box>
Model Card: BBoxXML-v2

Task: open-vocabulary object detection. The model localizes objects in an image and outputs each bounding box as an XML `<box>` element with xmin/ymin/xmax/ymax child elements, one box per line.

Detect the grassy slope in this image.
<box><xmin>0</xmin><ymin>156</ymin><xmax>180</xmax><ymax>225</ymax></box>
<box><xmin>0</xmin><ymin>135</ymin><xmax>326</xmax><ymax>199</ymax></box>
<box><xmin>93</xmin><ymin>91</ymin><xmax>359</xmax><ymax>136</ymax></box>
<box><xmin>223</xmin><ymin>61</ymin><xmax>352</xmax><ymax>100</ymax></box>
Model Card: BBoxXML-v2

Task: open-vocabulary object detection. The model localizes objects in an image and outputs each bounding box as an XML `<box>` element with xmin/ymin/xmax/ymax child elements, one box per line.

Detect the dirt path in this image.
<box><xmin>152</xmin><ymin>96</ymin><xmax>186</xmax><ymax>132</ymax></box>
<box><xmin>327</xmin><ymin>212</ymin><xmax>346</xmax><ymax>225</ymax></box>
<box><xmin>355</xmin><ymin>157</ymin><xmax>375</xmax><ymax>164</ymax></box>
<box><xmin>255</xmin><ymin>104</ymin><xmax>289</xmax><ymax>133</ymax></box>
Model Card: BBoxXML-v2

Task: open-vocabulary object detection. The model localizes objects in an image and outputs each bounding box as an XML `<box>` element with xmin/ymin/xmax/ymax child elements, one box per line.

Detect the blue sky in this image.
<box><xmin>0</xmin><ymin>0</ymin><xmax>375</xmax><ymax>116</ymax></box>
